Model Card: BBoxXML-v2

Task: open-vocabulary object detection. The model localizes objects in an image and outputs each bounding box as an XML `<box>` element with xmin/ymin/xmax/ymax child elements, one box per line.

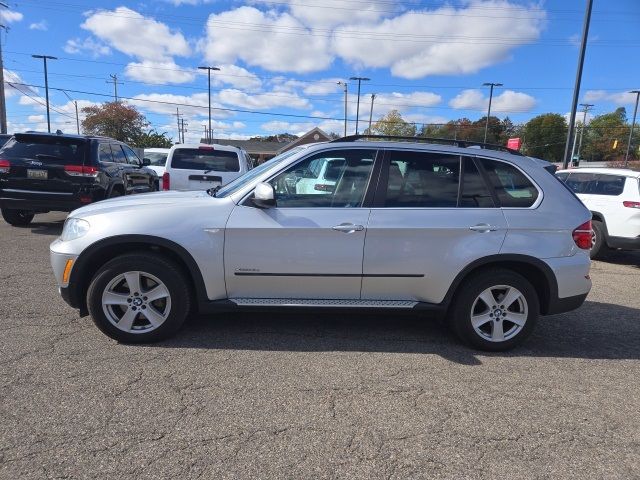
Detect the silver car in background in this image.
<box><xmin>50</xmin><ymin>136</ymin><xmax>592</xmax><ymax>351</ymax></box>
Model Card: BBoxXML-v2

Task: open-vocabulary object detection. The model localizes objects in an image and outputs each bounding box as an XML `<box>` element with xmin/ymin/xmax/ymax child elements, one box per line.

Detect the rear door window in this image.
<box><xmin>479</xmin><ymin>158</ymin><xmax>539</xmax><ymax>207</ymax></box>
<box><xmin>460</xmin><ymin>157</ymin><xmax>494</xmax><ymax>208</ymax></box>
<box><xmin>2</xmin><ymin>135</ymin><xmax>86</xmax><ymax>165</ymax></box>
<box><xmin>592</xmin><ymin>174</ymin><xmax>625</xmax><ymax>196</ymax></box>
<box><xmin>171</xmin><ymin>148</ymin><xmax>240</xmax><ymax>172</ymax></box>
<box><xmin>110</xmin><ymin>144</ymin><xmax>127</xmax><ymax>164</ymax></box>
<box><xmin>99</xmin><ymin>144</ymin><xmax>114</xmax><ymax>163</ymax></box>
<box><xmin>564</xmin><ymin>173</ymin><xmax>596</xmax><ymax>194</ymax></box>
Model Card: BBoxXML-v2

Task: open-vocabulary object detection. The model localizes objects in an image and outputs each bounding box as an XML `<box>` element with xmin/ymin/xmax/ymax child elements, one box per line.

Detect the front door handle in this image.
<box><xmin>469</xmin><ymin>223</ymin><xmax>499</xmax><ymax>232</ymax></box>
<box><xmin>332</xmin><ymin>223</ymin><xmax>364</xmax><ymax>233</ymax></box>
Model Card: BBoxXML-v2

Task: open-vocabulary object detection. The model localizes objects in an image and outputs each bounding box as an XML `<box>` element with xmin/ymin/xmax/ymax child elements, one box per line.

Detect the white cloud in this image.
<box><xmin>332</xmin><ymin>1</ymin><xmax>545</xmax><ymax>79</ymax></box>
<box><xmin>82</xmin><ymin>7</ymin><xmax>190</xmax><ymax>61</ymax></box>
<box><xmin>28</xmin><ymin>114</ymin><xmax>45</xmax><ymax>123</ymax></box>
<box><xmin>207</xmin><ymin>64</ymin><xmax>263</xmax><ymax>91</ymax></box>
<box><xmin>3</xmin><ymin>69</ymin><xmax>30</xmax><ymax>98</ymax></box>
<box><xmin>0</xmin><ymin>10</ymin><xmax>23</xmax><ymax>24</ymax></box>
<box><xmin>200</xmin><ymin>6</ymin><xmax>332</xmax><ymax>73</ymax></box>
<box><xmin>302</xmin><ymin>78</ymin><xmax>343</xmax><ymax>96</ymax></box>
<box><xmin>216</xmin><ymin>88</ymin><xmax>310</xmax><ymax>110</ymax></box>
<box><xmin>64</xmin><ymin>37</ymin><xmax>112</xmax><ymax>58</ymax></box>
<box><xmin>29</xmin><ymin>20</ymin><xmax>48</xmax><ymax>31</ymax></box>
<box><xmin>129</xmin><ymin>92</ymin><xmax>218</xmax><ymax>117</ymax></box>
<box><xmin>449</xmin><ymin>89</ymin><xmax>536</xmax><ymax>113</ymax></box>
<box><xmin>583</xmin><ymin>90</ymin><xmax>638</xmax><ymax>106</ymax></box>
<box><xmin>125</xmin><ymin>61</ymin><xmax>196</xmax><ymax>85</ymax></box>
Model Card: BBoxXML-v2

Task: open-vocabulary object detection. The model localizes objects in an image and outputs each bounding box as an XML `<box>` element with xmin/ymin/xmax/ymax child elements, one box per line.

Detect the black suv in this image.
<box><xmin>0</xmin><ymin>132</ymin><xmax>158</xmax><ymax>226</ymax></box>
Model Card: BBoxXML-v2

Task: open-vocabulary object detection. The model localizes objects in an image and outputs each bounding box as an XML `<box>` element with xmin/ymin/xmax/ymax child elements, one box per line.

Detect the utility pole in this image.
<box><xmin>563</xmin><ymin>0</ymin><xmax>593</xmax><ymax>169</ymax></box>
<box><xmin>349</xmin><ymin>76</ymin><xmax>370</xmax><ymax>135</ymax></box>
<box><xmin>624</xmin><ymin>90</ymin><xmax>640</xmax><ymax>167</ymax></box>
<box><xmin>337</xmin><ymin>81</ymin><xmax>348</xmax><ymax>137</ymax></box>
<box><xmin>368</xmin><ymin>93</ymin><xmax>376</xmax><ymax>132</ymax></box>
<box><xmin>575</xmin><ymin>103</ymin><xmax>593</xmax><ymax>164</ymax></box>
<box><xmin>198</xmin><ymin>66</ymin><xmax>220</xmax><ymax>144</ymax></box>
<box><xmin>174</xmin><ymin>107</ymin><xmax>182</xmax><ymax>143</ymax></box>
<box><xmin>482</xmin><ymin>82</ymin><xmax>502</xmax><ymax>143</ymax></box>
<box><xmin>106</xmin><ymin>74</ymin><xmax>123</xmax><ymax>102</ymax></box>
<box><xmin>61</xmin><ymin>90</ymin><xmax>80</xmax><ymax>134</ymax></box>
<box><xmin>32</xmin><ymin>54</ymin><xmax>57</xmax><ymax>133</ymax></box>
<box><xmin>0</xmin><ymin>2</ymin><xmax>8</xmax><ymax>134</ymax></box>
<box><xmin>180</xmin><ymin>118</ymin><xmax>188</xmax><ymax>143</ymax></box>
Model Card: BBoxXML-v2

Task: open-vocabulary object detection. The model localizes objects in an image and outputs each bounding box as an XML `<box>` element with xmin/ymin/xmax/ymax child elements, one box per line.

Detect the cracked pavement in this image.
<box><xmin>1</xmin><ymin>212</ymin><xmax>639</xmax><ymax>479</ymax></box>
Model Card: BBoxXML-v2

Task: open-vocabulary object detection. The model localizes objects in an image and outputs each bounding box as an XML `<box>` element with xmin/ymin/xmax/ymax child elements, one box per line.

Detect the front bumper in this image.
<box><xmin>607</xmin><ymin>235</ymin><xmax>640</xmax><ymax>250</ymax></box>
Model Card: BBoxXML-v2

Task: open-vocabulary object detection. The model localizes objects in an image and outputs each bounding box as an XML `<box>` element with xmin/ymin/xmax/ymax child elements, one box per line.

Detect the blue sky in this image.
<box><xmin>1</xmin><ymin>0</ymin><xmax>639</xmax><ymax>142</ymax></box>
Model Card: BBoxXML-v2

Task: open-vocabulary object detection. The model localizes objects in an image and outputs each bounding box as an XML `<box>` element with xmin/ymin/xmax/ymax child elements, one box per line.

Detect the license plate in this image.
<box><xmin>27</xmin><ymin>169</ymin><xmax>48</xmax><ymax>180</ymax></box>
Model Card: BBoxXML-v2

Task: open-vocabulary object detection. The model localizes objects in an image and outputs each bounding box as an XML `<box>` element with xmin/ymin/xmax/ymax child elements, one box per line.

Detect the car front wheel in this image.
<box><xmin>450</xmin><ymin>269</ymin><xmax>539</xmax><ymax>351</ymax></box>
<box><xmin>87</xmin><ymin>252</ymin><xmax>192</xmax><ymax>343</ymax></box>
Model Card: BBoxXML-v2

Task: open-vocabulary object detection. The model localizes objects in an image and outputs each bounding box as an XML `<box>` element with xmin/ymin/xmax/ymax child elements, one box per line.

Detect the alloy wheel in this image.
<box><xmin>470</xmin><ymin>285</ymin><xmax>528</xmax><ymax>342</ymax></box>
<box><xmin>101</xmin><ymin>271</ymin><xmax>172</xmax><ymax>334</ymax></box>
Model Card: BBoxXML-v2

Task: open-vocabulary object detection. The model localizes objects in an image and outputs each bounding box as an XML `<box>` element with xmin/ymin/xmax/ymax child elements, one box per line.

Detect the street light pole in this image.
<box><xmin>575</xmin><ymin>103</ymin><xmax>593</xmax><ymax>164</ymax></box>
<box><xmin>624</xmin><ymin>90</ymin><xmax>640</xmax><ymax>167</ymax></box>
<box><xmin>349</xmin><ymin>76</ymin><xmax>369</xmax><ymax>135</ymax></box>
<box><xmin>198</xmin><ymin>66</ymin><xmax>220</xmax><ymax>144</ymax></box>
<box><xmin>563</xmin><ymin>0</ymin><xmax>593</xmax><ymax>169</ymax></box>
<box><xmin>368</xmin><ymin>93</ymin><xmax>376</xmax><ymax>132</ymax></box>
<box><xmin>61</xmin><ymin>89</ymin><xmax>80</xmax><ymax>134</ymax></box>
<box><xmin>337</xmin><ymin>81</ymin><xmax>348</xmax><ymax>137</ymax></box>
<box><xmin>482</xmin><ymin>82</ymin><xmax>502</xmax><ymax>143</ymax></box>
<box><xmin>32</xmin><ymin>54</ymin><xmax>57</xmax><ymax>133</ymax></box>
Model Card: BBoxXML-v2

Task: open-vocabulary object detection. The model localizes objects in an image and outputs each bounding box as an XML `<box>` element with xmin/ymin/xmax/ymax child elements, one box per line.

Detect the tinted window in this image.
<box><xmin>592</xmin><ymin>174</ymin><xmax>625</xmax><ymax>196</ymax></box>
<box><xmin>385</xmin><ymin>151</ymin><xmax>460</xmax><ymax>208</ymax></box>
<box><xmin>99</xmin><ymin>144</ymin><xmax>113</xmax><ymax>163</ymax></box>
<box><xmin>171</xmin><ymin>148</ymin><xmax>240</xmax><ymax>172</ymax></box>
<box><xmin>564</xmin><ymin>173</ymin><xmax>596</xmax><ymax>194</ymax></box>
<box><xmin>110</xmin><ymin>144</ymin><xmax>127</xmax><ymax>164</ymax></box>
<box><xmin>460</xmin><ymin>157</ymin><xmax>494</xmax><ymax>208</ymax></box>
<box><xmin>480</xmin><ymin>159</ymin><xmax>539</xmax><ymax>207</ymax></box>
<box><xmin>555</xmin><ymin>172</ymin><xmax>569</xmax><ymax>182</ymax></box>
<box><xmin>270</xmin><ymin>149</ymin><xmax>375</xmax><ymax>208</ymax></box>
<box><xmin>1</xmin><ymin>135</ymin><xmax>86</xmax><ymax>165</ymax></box>
<box><xmin>144</xmin><ymin>152</ymin><xmax>168</xmax><ymax>166</ymax></box>
<box><xmin>122</xmin><ymin>145</ymin><xmax>140</xmax><ymax>165</ymax></box>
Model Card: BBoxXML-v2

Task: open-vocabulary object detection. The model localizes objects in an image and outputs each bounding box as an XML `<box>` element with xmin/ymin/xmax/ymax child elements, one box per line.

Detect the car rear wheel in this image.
<box><xmin>87</xmin><ymin>252</ymin><xmax>192</xmax><ymax>343</ymax></box>
<box><xmin>590</xmin><ymin>220</ymin><xmax>606</xmax><ymax>259</ymax></box>
<box><xmin>449</xmin><ymin>269</ymin><xmax>539</xmax><ymax>351</ymax></box>
<box><xmin>1</xmin><ymin>208</ymin><xmax>35</xmax><ymax>227</ymax></box>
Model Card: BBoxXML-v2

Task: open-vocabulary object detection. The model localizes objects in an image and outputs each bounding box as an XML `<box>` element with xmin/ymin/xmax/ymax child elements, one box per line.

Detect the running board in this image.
<box><xmin>229</xmin><ymin>298</ymin><xmax>418</xmax><ymax>308</ymax></box>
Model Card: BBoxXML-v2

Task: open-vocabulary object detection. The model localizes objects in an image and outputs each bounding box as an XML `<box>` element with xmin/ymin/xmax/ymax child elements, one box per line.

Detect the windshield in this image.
<box><xmin>215</xmin><ymin>146</ymin><xmax>306</xmax><ymax>198</ymax></box>
<box><xmin>144</xmin><ymin>151</ymin><xmax>168</xmax><ymax>166</ymax></box>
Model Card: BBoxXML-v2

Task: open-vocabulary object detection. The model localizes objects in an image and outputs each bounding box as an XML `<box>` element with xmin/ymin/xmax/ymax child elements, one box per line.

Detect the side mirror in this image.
<box><xmin>252</xmin><ymin>182</ymin><xmax>276</xmax><ymax>208</ymax></box>
<box><xmin>142</xmin><ymin>157</ymin><xmax>151</xmax><ymax>166</ymax></box>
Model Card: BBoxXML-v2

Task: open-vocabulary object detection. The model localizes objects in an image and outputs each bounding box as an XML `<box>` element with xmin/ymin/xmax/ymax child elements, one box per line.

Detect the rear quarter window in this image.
<box><xmin>2</xmin><ymin>135</ymin><xmax>86</xmax><ymax>165</ymax></box>
<box><xmin>170</xmin><ymin>148</ymin><xmax>240</xmax><ymax>172</ymax></box>
<box><xmin>480</xmin><ymin>158</ymin><xmax>539</xmax><ymax>207</ymax></box>
<box><xmin>591</xmin><ymin>174</ymin><xmax>625</xmax><ymax>196</ymax></box>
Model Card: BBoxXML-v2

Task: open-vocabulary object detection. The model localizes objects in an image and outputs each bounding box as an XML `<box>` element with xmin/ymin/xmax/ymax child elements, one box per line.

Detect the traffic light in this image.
<box><xmin>613</xmin><ymin>139</ymin><xmax>618</xmax><ymax>150</ymax></box>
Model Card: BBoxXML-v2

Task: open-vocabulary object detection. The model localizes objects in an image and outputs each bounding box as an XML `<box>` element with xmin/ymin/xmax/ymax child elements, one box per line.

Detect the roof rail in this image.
<box><xmin>330</xmin><ymin>134</ymin><xmax>524</xmax><ymax>156</ymax></box>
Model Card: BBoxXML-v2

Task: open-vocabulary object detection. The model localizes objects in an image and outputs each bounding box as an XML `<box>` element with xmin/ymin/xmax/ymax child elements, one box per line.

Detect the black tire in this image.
<box><xmin>108</xmin><ymin>188</ymin><xmax>123</xmax><ymax>199</ymax></box>
<box><xmin>1</xmin><ymin>208</ymin><xmax>35</xmax><ymax>227</ymax></box>
<box><xmin>449</xmin><ymin>269</ymin><xmax>539</xmax><ymax>351</ymax></box>
<box><xmin>87</xmin><ymin>252</ymin><xmax>192</xmax><ymax>343</ymax></box>
<box><xmin>590</xmin><ymin>220</ymin><xmax>606</xmax><ymax>259</ymax></box>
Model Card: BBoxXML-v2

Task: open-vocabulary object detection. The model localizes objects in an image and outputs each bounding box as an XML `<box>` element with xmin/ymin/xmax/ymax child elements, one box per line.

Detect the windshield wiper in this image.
<box><xmin>207</xmin><ymin>185</ymin><xmax>221</xmax><ymax>197</ymax></box>
<box><xmin>203</xmin><ymin>169</ymin><xmax>215</xmax><ymax>174</ymax></box>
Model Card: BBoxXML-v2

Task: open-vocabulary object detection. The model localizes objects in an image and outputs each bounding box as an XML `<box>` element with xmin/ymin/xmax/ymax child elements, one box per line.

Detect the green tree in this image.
<box><xmin>522</xmin><ymin>113</ymin><xmax>568</xmax><ymax>162</ymax></box>
<box><xmin>133</xmin><ymin>129</ymin><xmax>173</xmax><ymax>148</ymax></box>
<box><xmin>368</xmin><ymin>110</ymin><xmax>417</xmax><ymax>136</ymax></box>
<box><xmin>582</xmin><ymin>107</ymin><xmax>630</xmax><ymax>162</ymax></box>
<box><xmin>81</xmin><ymin>102</ymin><xmax>149</xmax><ymax>144</ymax></box>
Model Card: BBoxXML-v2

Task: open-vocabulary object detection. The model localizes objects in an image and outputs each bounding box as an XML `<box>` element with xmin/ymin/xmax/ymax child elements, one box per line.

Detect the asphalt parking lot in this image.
<box><xmin>1</xmin><ymin>212</ymin><xmax>639</xmax><ymax>479</ymax></box>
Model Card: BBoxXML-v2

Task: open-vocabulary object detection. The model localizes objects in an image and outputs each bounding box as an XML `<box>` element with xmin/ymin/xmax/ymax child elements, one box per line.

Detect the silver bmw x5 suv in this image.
<box><xmin>50</xmin><ymin>136</ymin><xmax>592</xmax><ymax>351</ymax></box>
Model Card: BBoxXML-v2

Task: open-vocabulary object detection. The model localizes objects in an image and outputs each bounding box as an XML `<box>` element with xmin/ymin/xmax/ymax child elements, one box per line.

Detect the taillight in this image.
<box><xmin>162</xmin><ymin>171</ymin><xmax>170</xmax><ymax>190</ymax></box>
<box><xmin>572</xmin><ymin>220</ymin><xmax>592</xmax><ymax>250</ymax></box>
<box><xmin>623</xmin><ymin>201</ymin><xmax>640</xmax><ymax>209</ymax></box>
<box><xmin>314</xmin><ymin>183</ymin><xmax>333</xmax><ymax>192</ymax></box>
<box><xmin>64</xmin><ymin>165</ymin><xmax>99</xmax><ymax>177</ymax></box>
<box><xmin>0</xmin><ymin>159</ymin><xmax>10</xmax><ymax>173</ymax></box>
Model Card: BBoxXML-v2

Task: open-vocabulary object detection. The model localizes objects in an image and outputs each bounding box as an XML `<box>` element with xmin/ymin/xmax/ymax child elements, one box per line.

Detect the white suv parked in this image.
<box><xmin>50</xmin><ymin>136</ymin><xmax>592</xmax><ymax>351</ymax></box>
<box><xmin>162</xmin><ymin>143</ymin><xmax>252</xmax><ymax>191</ymax></box>
<box><xmin>556</xmin><ymin>167</ymin><xmax>640</xmax><ymax>258</ymax></box>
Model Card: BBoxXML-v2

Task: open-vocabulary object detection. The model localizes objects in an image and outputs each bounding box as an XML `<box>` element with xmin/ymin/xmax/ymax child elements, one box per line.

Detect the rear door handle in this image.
<box><xmin>469</xmin><ymin>223</ymin><xmax>499</xmax><ymax>232</ymax></box>
<box><xmin>332</xmin><ymin>223</ymin><xmax>364</xmax><ymax>233</ymax></box>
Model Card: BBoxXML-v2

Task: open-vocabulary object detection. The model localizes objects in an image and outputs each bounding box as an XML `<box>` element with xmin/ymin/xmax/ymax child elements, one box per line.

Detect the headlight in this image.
<box><xmin>60</xmin><ymin>218</ymin><xmax>90</xmax><ymax>241</ymax></box>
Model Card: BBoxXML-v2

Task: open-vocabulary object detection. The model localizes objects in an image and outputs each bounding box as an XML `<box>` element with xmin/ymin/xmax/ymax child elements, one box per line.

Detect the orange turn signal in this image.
<box><xmin>62</xmin><ymin>259</ymin><xmax>74</xmax><ymax>283</ymax></box>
